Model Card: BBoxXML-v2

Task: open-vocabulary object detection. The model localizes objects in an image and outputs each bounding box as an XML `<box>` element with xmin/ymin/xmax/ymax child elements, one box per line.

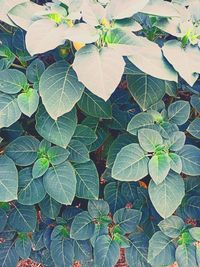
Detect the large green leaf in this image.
<box><xmin>112</xmin><ymin>143</ymin><xmax>149</xmax><ymax>181</ymax></box>
<box><xmin>0</xmin><ymin>93</ymin><xmax>21</xmax><ymax>128</ymax></box>
<box><xmin>73</xmin><ymin>45</ymin><xmax>125</xmax><ymax>100</ymax></box>
<box><xmin>39</xmin><ymin>61</ymin><xmax>84</xmax><ymax>120</ymax></box>
<box><xmin>148</xmin><ymin>231</ymin><xmax>176</xmax><ymax>266</ymax></box>
<box><xmin>5</xmin><ymin>136</ymin><xmax>39</xmax><ymax>166</ymax></box>
<box><xmin>25</xmin><ymin>19</ymin><xmax>68</xmax><ymax>56</ymax></box>
<box><xmin>73</xmin><ymin>160</ymin><xmax>99</xmax><ymax>200</ymax></box>
<box><xmin>168</xmin><ymin>100</ymin><xmax>191</xmax><ymax>125</ymax></box>
<box><xmin>77</xmin><ymin>89</ymin><xmax>112</xmax><ymax>119</ymax></box>
<box><xmin>178</xmin><ymin>145</ymin><xmax>200</xmax><ymax>176</ymax></box>
<box><xmin>8</xmin><ymin>204</ymin><xmax>37</xmax><ymax>232</ymax></box>
<box><xmin>148</xmin><ymin>171</ymin><xmax>185</xmax><ymax>218</ymax></box>
<box><xmin>0</xmin><ymin>241</ymin><xmax>19</xmax><ymax>267</ymax></box>
<box><xmin>187</xmin><ymin>118</ymin><xmax>200</xmax><ymax>139</ymax></box>
<box><xmin>43</xmin><ymin>161</ymin><xmax>76</xmax><ymax>205</ymax></box>
<box><xmin>18</xmin><ymin>167</ymin><xmax>46</xmax><ymax>205</ymax></box>
<box><xmin>106</xmin><ymin>0</ymin><xmax>149</xmax><ymax>19</ymax></box>
<box><xmin>17</xmin><ymin>89</ymin><xmax>39</xmax><ymax>117</ymax></box>
<box><xmin>35</xmin><ymin>105</ymin><xmax>77</xmax><ymax>148</ymax></box>
<box><xmin>162</xmin><ymin>40</ymin><xmax>200</xmax><ymax>86</ymax></box>
<box><xmin>0</xmin><ymin>69</ymin><xmax>27</xmax><ymax>94</ymax></box>
<box><xmin>138</xmin><ymin>128</ymin><xmax>163</xmax><ymax>152</ymax></box>
<box><xmin>127</xmin><ymin>69</ymin><xmax>165</xmax><ymax>110</ymax></box>
<box><xmin>94</xmin><ymin>235</ymin><xmax>120</xmax><ymax>267</ymax></box>
<box><xmin>113</xmin><ymin>208</ymin><xmax>142</xmax><ymax>234</ymax></box>
<box><xmin>149</xmin><ymin>153</ymin><xmax>171</xmax><ymax>184</ymax></box>
<box><xmin>0</xmin><ymin>155</ymin><xmax>18</xmax><ymax>202</ymax></box>
<box><xmin>176</xmin><ymin>244</ymin><xmax>198</xmax><ymax>267</ymax></box>
<box><xmin>125</xmin><ymin>232</ymin><xmax>150</xmax><ymax>267</ymax></box>
<box><xmin>50</xmin><ymin>239</ymin><xmax>74</xmax><ymax>267</ymax></box>
<box><xmin>70</xmin><ymin>211</ymin><xmax>95</xmax><ymax>240</ymax></box>
<box><xmin>158</xmin><ymin>216</ymin><xmax>185</xmax><ymax>238</ymax></box>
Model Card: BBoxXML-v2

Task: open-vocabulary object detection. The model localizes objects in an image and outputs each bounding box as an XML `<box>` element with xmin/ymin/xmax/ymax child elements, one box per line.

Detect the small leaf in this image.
<box><xmin>0</xmin><ymin>69</ymin><xmax>27</xmax><ymax>94</ymax></box>
<box><xmin>158</xmin><ymin>216</ymin><xmax>185</xmax><ymax>238</ymax></box>
<box><xmin>112</xmin><ymin>143</ymin><xmax>149</xmax><ymax>181</ymax></box>
<box><xmin>68</xmin><ymin>140</ymin><xmax>90</xmax><ymax>163</ymax></box>
<box><xmin>176</xmin><ymin>244</ymin><xmax>198</xmax><ymax>267</ymax></box>
<box><xmin>26</xmin><ymin>58</ymin><xmax>45</xmax><ymax>83</ymax></box>
<box><xmin>168</xmin><ymin>100</ymin><xmax>191</xmax><ymax>125</ymax></box>
<box><xmin>36</xmin><ymin>105</ymin><xmax>77</xmax><ymax>148</ymax></box>
<box><xmin>74</xmin><ymin>240</ymin><xmax>93</xmax><ymax>263</ymax></box>
<box><xmin>113</xmin><ymin>208</ymin><xmax>142</xmax><ymax>234</ymax></box>
<box><xmin>70</xmin><ymin>211</ymin><xmax>95</xmax><ymax>240</ymax></box>
<box><xmin>47</xmin><ymin>146</ymin><xmax>70</xmax><ymax>166</ymax></box>
<box><xmin>94</xmin><ymin>235</ymin><xmax>120</xmax><ymax>267</ymax></box>
<box><xmin>32</xmin><ymin>158</ymin><xmax>49</xmax><ymax>178</ymax></box>
<box><xmin>167</xmin><ymin>131</ymin><xmax>186</xmax><ymax>151</ymax></box>
<box><xmin>178</xmin><ymin>145</ymin><xmax>200</xmax><ymax>176</ymax></box>
<box><xmin>0</xmin><ymin>155</ymin><xmax>18</xmax><ymax>202</ymax></box>
<box><xmin>149</xmin><ymin>171</ymin><xmax>185</xmax><ymax>218</ymax></box>
<box><xmin>189</xmin><ymin>227</ymin><xmax>200</xmax><ymax>241</ymax></box>
<box><xmin>39</xmin><ymin>195</ymin><xmax>61</xmax><ymax>220</ymax></box>
<box><xmin>39</xmin><ymin>61</ymin><xmax>84</xmax><ymax>120</ymax></box>
<box><xmin>8</xmin><ymin>204</ymin><xmax>37</xmax><ymax>232</ymax></box>
<box><xmin>43</xmin><ymin>161</ymin><xmax>76</xmax><ymax>205</ymax></box>
<box><xmin>5</xmin><ymin>136</ymin><xmax>39</xmax><ymax>166</ymax></box>
<box><xmin>169</xmin><ymin>153</ymin><xmax>182</xmax><ymax>174</ymax></box>
<box><xmin>138</xmin><ymin>128</ymin><xmax>163</xmax><ymax>152</ymax></box>
<box><xmin>88</xmin><ymin>199</ymin><xmax>109</xmax><ymax>219</ymax></box>
<box><xmin>73</xmin><ymin>124</ymin><xmax>97</xmax><ymax>145</ymax></box>
<box><xmin>15</xmin><ymin>235</ymin><xmax>31</xmax><ymax>259</ymax></box>
<box><xmin>187</xmin><ymin>118</ymin><xmax>200</xmax><ymax>139</ymax></box>
<box><xmin>127</xmin><ymin>112</ymin><xmax>154</xmax><ymax>136</ymax></box>
<box><xmin>17</xmin><ymin>89</ymin><xmax>39</xmax><ymax>117</ymax></box>
<box><xmin>149</xmin><ymin>153</ymin><xmax>171</xmax><ymax>184</ymax></box>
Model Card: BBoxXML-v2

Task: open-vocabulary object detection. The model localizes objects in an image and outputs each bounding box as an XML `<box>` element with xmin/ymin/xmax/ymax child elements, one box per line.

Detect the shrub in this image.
<box><xmin>0</xmin><ymin>0</ymin><xmax>200</xmax><ymax>266</ymax></box>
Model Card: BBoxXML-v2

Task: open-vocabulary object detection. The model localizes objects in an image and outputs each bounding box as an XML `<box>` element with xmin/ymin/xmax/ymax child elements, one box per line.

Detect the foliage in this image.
<box><xmin>0</xmin><ymin>0</ymin><xmax>200</xmax><ymax>266</ymax></box>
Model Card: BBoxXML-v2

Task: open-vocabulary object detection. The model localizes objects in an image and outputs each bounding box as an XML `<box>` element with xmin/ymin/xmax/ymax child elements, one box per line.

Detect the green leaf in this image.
<box><xmin>0</xmin><ymin>241</ymin><xmax>19</xmax><ymax>267</ymax></box>
<box><xmin>178</xmin><ymin>145</ymin><xmax>200</xmax><ymax>176</ymax></box>
<box><xmin>8</xmin><ymin>204</ymin><xmax>37</xmax><ymax>232</ymax></box>
<box><xmin>73</xmin><ymin>160</ymin><xmax>99</xmax><ymax>200</ymax></box>
<box><xmin>32</xmin><ymin>158</ymin><xmax>49</xmax><ymax>178</ymax></box>
<box><xmin>0</xmin><ymin>155</ymin><xmax>18</xmax><ymax>202</ymax></box>
<box><xmin>187</xmin><ymin>118</ymin><xmax>200</xmax><ymax>139</ymax></box>
<box><xmin>25</xmin><ymin>19</ymin><xmax>68</xmax><ymax>56</ymax></box>
<box><xmin>94</xmin><ymin>235</ymin><xmax>120</xmax><ymax>267</ymax></box>
<box><xmin>169</xmin><ymin>153</ymin><xmax>182</xmax><ymax>174</ymax></box>
<box><xmin>18</xmin><ymin>167</ymin><xmax>46</xmax><ymax>205</ymax></box>
<box><xmin>39</xmin><ymin>195</ymin><xmax>61</xmax><ymax>220</ymax></box>
<box><xmin>176</xmin><ymin>244</ymin><xmax>198</xmax><ymax>267</ymax></box>
<box><xmin>68</xmin><ymin>140</ymin><xmax>90</xmax><ymax>163</ymax></box>
<box><xmin>43</xmin><ymin>161</ymin><xmax>76</xmax><ymax>205</ymax></box>
<box><xmin>127</xmin><ymin>69</ymin><xmax>165</xmax><ymax>110</ymax></box>
<box><xmin>141</xmin><ymin>0</ymin><xmax>179</xmax><ymax>17</ymax></box>
<box><xmin>70</xmin><ymin>211</ymin><xmax>95</xmax><ymax>240</ymax></box>
<box><xmin>35</xmin><ymin>105</ymin><xmax>77</xmax><ymax>148</ymax></box>
<box><xmin>148</xmin><ymin>231</ymin><xmax>176</xmax><ymax>266</ymax></box>
<box><xmin>138</xmin><ymin>128</ymin><xmax>163</xmax><ymax>152</ymax></box>
<box><xmin>106</xmin><ymin>0</ymin><xmax>149</xmax><ymax>19</ymax></box>
<box><xmin>17</xmin><ymin>89</ymin><xmax>39</xmax><ymax>117</ymax></box>
<box><xmin>5</xmin><ymin>136</ymin><xmax>39</xmax><ymax>166</ymax></box>
<box><xmin>51</xmin><ymin>225</ymin><xmax>70</xmax><ymax>240</ymax></box>
<box><xmin>149</xmin><ymin>171</ymin><xmax>185</xmax><ymax>218</ymax></box>
<box><xmin>158</xmin><ymin>216</ymin><xmax>185</xmax><ymax>238</ymax></box>
<box><xmin>77</xmin><ymin>89</ymin><xmax>112</xmax><ymax>119</ymax></box>
<box><xmin>73</xmin><ymin>124</ymin><xmax>97</xmax><ymax>145</ymax></box>
<box><xmin>126</xmin><ymin>232</ymin><xmax>150</xmax><ymax>267</ymax></box>
<box><xmin>127</xmin><ymin>112</ymin><xmax>154</xmax><ymax>136</ymax></box>
<box><xmin>15</xmin><ymin>235</ymin><xmax>31</xmax><ymax>259</ymax></box>
<box><xmin>107</xmin><ymin>133</ymin><xmax>137</xmax><ymax>168</ymax></box>
<box><xmin>162</xmin><ymin>40</ymin><xmax>200</xmax><ymax>86</ymax></box>
<box><xmin>0</xmin><ymin>208</ymin><xmax>7</xmax><ymax>232</ymax></box>
<box><xmin>50</xmin><ymin>239</ymin><xmax>74</xmax><ymax>267</ymax></box>
<box><xmin>165</xmin><ymin>81</ymin><xmax>177</xmax><ymax>97</ymax></box>
<box><xmin>39</xmin><ymin>61</ymin><xmax>84</xmax><ymax>120</ymax></box>
<box><xmin>88</xmin><ymin>199</ymin><xmax>109</xmax><ymax>219</ymax></box>
<box><xmin>191</xmin><ymin>94</ymin><xmax>200</xmax><ymax>113</ymax></box>
<box><xmin>73</xmin><ymin>45</ymin><xmax>125</xmax><ymax>101</ymax></box>
<box><xmin>113</xmin><ymin>208</ymin><xmax>142</xmax><ymax>234</ymax></box>
<box><xmin>26</xmin><ymin>59</ymin><xmax>45</xmax><ymax>83</ymax></box>
<box><xmin>74</xmin><ymin>240</ymin><xmax>92</xmax><ymax>263</ymax></box>
<box><xmin>47</xmin><ymin>146</ymin><xmax>70</xmax><ymax>166</ymax></box>
<box><xmin>149</xmin><ymin>153</ymin><xmax>171</xmax><ymax>184</ymax></box>
<box><xmin>189</xmin><ymin>227</ymin><xmax>200</xmax><ymax>241</ymax></box>
<box><xmin>0</xmin><ymin>45</ymin><xmax>15</xmax><ymax>70</ymax></box>
<box><xmin>167</xmin><ymin>131</ymin><xmax>186</xmax><ymax>151</ymax></box>
<box><xmin>0</xmin><ymin>93</ymin><xmax>21</xmax><ymax>128</ymax></box>
<box><xmin>168</xmin><ymin>100</ymin><xmax>191</xmax><ymax>125</ymax></box>
<box><xmin>0</xmin><ymin>69</ymin><xmax>27</xmax><ymax>94</ymax></box>
<box><xmin>112</xmin><ymin>143</ymin><xmax>149</xmax><ymax>181</ymax></box>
